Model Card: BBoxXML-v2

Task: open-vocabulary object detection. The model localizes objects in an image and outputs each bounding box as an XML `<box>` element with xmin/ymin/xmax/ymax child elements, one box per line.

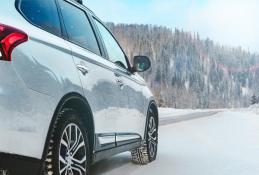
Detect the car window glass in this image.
<box><xmin>19</xmin><ymin>0</ymin><xmax>61</xmax><ymax>36</ymax></box>
<box><xmin>94</xmin><ymin>19</ymin><xmax>128</xmax><ymax>69</ymax></box>
<box><xmin>59</xmin><ymin>1</ymin><xmax>101</xmax><ymax>55</ymax></box>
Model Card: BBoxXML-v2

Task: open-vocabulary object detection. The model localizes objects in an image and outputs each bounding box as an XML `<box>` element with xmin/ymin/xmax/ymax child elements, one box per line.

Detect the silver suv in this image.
<box><xmin>0</xmin><ymin>0</ymin><xmax>158</xmax><ymax>175</ymax></box>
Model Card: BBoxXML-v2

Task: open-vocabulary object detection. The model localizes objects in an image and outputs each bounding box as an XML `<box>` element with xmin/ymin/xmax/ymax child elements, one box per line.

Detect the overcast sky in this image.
<box><xmin>85</xmin><ymin>0</ymin><xmax>259</xmax><ymax>53</ymax></box>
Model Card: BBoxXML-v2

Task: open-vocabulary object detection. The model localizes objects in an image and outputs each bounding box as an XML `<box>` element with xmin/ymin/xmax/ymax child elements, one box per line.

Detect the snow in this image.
<box><xmin>236</xmin><ymin>104</ymin><xmax>259</xmax><ymax>114</ymax></box>
<box><xmin>241</xmin><ymin>87</ymin><xmax>249</xmax><ymax>96</ymax></box>
<box><xmin>92</xmin><ymin>109</ymin><xmax>259</xmax><ymax>175</ymax></box>
<box><xmin>184</xmin><ymin>81</ymin><xmax>190</xmax><ymax>90</ymax></box>
<box><xmin>159</xmin><ymin>108</ymin><xmax>198</xmax><ymax>118</ymax></box>
<box><xmin>158</xmin><ymin>107</ymin><xmax>221</xmax><ymax>118</ymax></box>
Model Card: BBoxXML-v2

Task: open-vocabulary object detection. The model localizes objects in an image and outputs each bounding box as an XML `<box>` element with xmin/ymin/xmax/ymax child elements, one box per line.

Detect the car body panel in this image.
<box><xmin>0</xmin><ymin>0</ymin><xmax>83</xmax><ymax>159</ymax></box>
<box><xmin>0</xmin><ymin>0</ymin><xmax>157</xmax><ymax>168</ymax></box>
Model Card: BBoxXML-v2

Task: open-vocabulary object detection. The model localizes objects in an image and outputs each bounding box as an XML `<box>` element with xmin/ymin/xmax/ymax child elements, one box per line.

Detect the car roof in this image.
<box><xmin>66</xmin><ymin>0</ymin><xmax>107</xmax><ymax>29</ymax></box>
<box><xmin>66</xmin><ymin>0</ymin><xmax>95</xmax><ymax>16</ymax></box>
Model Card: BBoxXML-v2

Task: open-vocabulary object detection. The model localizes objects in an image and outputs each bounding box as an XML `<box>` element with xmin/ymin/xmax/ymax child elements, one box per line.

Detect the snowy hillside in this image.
<box><xmin>107</xmin><ymin>23</ymin><xmax>259</xmax><ymax>109</ymax></box>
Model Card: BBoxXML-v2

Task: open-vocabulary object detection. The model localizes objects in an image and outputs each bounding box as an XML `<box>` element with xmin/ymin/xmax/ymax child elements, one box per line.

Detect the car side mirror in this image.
<box><xmin>132</xmin><ymin>56</ymin><xmax>151</xmax><ymax>73</ymax></box>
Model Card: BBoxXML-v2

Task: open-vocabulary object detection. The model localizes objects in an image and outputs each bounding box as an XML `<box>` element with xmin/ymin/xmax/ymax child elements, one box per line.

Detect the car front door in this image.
<box><xmin>93</xmin><ymin>18</ymin><xmax>145</xmax><ymax>143</ymax></box>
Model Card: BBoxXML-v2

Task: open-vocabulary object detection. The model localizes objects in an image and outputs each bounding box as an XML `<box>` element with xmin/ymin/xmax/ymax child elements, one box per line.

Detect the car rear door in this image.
<box><xmin>57</xmin><ymin>0</ymin><xmax>130</xmax><ymax>150</ymax></box>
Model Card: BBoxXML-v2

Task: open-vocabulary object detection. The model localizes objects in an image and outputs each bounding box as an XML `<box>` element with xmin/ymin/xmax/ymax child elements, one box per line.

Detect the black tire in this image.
<box><xmin>131</xmin><ymin>108</ymin><xmax>158</xmax><ymax>165</ymax></box>
<box><xmin>44</xmin><ymin>109</ymin><xmax>90</xmax><ymax>175</ymax></box>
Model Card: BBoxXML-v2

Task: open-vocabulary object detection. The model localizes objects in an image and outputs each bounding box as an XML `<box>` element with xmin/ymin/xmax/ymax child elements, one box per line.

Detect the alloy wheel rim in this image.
<box><xmin>59</xmin><ymin>123</ymin><xmax>87</xmax><ymax>175</ymax></box>
<box><xmin>148</xmin><ymin>116</ymin><xmax>157</xmax><ymax>159</ymax></box>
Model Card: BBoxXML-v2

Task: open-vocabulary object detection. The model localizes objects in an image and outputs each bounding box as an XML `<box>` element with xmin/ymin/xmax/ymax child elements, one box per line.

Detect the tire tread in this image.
<box><xmin>131</xmin><ymin>142</ymin><xmax>150</xmax><ymax>165</ymax></box>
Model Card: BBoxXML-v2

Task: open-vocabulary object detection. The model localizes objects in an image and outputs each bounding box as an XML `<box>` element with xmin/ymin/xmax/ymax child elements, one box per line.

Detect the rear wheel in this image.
<box><xmin>44</xmin><ymin>109</ymin><xmax>90</xmax><ymax>175</ymax></box>
<box><xmin>131</xmin><ymin>108</ymin><xmax>158</xmax><ymax>164</ymax></box>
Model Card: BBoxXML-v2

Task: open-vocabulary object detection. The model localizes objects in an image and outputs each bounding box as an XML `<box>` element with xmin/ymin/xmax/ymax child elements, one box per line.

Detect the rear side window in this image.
<box><xmin>18</xmin><ymin>0</ymin><xmax>61</xmax><ymax>36</ymax></box>
<box><xmin>58</xmin><ymin>0</ymin><xmax>101</xmax><ymax>55</ymax></box>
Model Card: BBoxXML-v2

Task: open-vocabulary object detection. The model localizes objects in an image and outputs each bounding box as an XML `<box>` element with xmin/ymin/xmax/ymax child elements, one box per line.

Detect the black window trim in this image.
<box><xmin>15</xmin><ymin>0</ymin><xmax>64</xmax><ymax>38</ymax></box>
<box><xmin>92</xmin><ymin>16</ymin><xmax>133</xmax><ymax>74</ymax></box>
<box><xmin>87</xmin><ymin>15</ymin><xmax>109</xmax><ymax>60</ymax></box>
<box><xmin>56</xmin><ymin>0</ymin><xmax>103</xmax><ymax>57</ymax></box>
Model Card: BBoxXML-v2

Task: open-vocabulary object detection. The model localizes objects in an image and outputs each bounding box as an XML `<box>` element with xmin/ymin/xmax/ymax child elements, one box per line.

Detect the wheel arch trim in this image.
<box><xmin>40</xmin><ymin>92</ymin><xmax>95</xmax><ymax>171</ymax></box>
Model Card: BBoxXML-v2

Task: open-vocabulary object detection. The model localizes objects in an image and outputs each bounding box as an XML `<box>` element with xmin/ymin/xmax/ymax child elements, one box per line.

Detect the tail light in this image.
<box><xmin>0</xmin><ymin>24</ymin><xmax>28</xmax><ymax>61</ymax></box>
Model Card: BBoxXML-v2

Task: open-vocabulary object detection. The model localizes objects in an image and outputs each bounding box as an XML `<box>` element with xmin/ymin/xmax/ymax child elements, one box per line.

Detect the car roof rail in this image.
<box><xmin>74</xmin><ymin>0</ymin><xmax>83</xmax><ymax>4</ymax></box>
<box><xmin>71</xmin><ymin>0</ymin><xmax>95</xmax><ymax>15</ymax></box>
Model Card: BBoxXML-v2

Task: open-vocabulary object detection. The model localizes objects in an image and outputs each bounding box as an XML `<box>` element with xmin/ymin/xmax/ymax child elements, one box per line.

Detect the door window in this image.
<box><xmin>59</xmin><ymin>0</ymin><xmax>101</xmax><ymax>55</ymax></box>
<box><xmin>94</xmin><ymin>19</ymin><xmax>128</xmax><ymax>69</ymax></box>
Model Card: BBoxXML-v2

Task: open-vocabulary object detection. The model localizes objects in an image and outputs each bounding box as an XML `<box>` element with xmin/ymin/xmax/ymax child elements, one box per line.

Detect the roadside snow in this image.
<box><xmin>247</xmin><ymin>104</ymin><xmax>259</xmax><ymax>114</ymax></box>
<box><xmin>159</xmin><ymin>108</ymin><xmax>200</xmax><ymax>118</ymax></box>
<box><xmin>158</xmin><ymin>107</ymin><xmax>223</xmax><ymax>119</ymax></box>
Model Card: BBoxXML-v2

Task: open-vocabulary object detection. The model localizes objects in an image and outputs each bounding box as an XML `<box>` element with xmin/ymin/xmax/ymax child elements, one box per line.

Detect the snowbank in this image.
<box><xmin>158</xmin><ymin>108</ymin><xmax>222</xmax><ymax>118</ymax></box>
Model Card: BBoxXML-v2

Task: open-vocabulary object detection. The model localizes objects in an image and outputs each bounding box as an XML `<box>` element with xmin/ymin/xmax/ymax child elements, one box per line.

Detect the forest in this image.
<box><xmin>107</xmin><ymin>23</ymin><xmax>259</xmax><ymax>108</ymax></box>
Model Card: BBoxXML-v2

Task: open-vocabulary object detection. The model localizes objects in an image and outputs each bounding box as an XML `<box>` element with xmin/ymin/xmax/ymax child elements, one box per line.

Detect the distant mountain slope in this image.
<box><xmin>106</xmin><ymin>23</ymin><xmax>259</xmax><ymax>108</ymax></box>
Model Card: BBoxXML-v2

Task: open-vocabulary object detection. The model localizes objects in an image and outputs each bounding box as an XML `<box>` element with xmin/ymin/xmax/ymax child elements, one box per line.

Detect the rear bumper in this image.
<box><xmin>0</xmin><ymin>153</ymin><xmax>41</xmax><ymax>175</ymax></box>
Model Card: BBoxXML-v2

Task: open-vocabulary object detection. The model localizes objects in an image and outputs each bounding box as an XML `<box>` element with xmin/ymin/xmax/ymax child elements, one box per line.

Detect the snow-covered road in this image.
<box><xmin>92</xmin><ymin>110</ymin><xmax>259</xmax><ymax>175</ymax></box>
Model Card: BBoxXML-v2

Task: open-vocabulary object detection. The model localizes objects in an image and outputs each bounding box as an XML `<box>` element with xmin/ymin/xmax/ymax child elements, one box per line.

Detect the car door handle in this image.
<box><xmin>114</xmin><ymin>72</ymin><xmax>121</xmax><ymax>77</ymax></box>
<box><xmin>76</xmin><ymin>64</ymin><xmax>89</xmax><ymax>75</ymax></box>
<box><xmin>116</xmin><ymin>78</ymin><xmax>124</xmax><ymax>88</ymax></box>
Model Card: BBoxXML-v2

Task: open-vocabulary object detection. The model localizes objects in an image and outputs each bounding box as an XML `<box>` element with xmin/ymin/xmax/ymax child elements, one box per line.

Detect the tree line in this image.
<box><xmin>107</xmin><ymin>23</ymin><xmax>259</xmax><ymax>108</ymax></box>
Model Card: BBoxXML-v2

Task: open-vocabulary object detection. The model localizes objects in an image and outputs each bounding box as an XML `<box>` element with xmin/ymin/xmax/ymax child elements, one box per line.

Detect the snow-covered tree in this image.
<box><xmin>251</xmin><ymin>94</ymin><xmax>258</xmax><ymax>105</ymax></box>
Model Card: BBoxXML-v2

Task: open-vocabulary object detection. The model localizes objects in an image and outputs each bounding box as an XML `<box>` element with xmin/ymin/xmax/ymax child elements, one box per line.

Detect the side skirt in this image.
<box><xmin>93</xmin><ymin>139</ymin><xmax>142</xmax><ymax>163</ymax></box>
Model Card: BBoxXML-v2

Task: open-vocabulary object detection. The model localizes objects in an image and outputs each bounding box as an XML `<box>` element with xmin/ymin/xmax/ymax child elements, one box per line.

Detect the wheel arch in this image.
<box><xmin>41</xmin><ymin>92</ymin><xmax>95</xmax><ymax>169</ymax></box>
